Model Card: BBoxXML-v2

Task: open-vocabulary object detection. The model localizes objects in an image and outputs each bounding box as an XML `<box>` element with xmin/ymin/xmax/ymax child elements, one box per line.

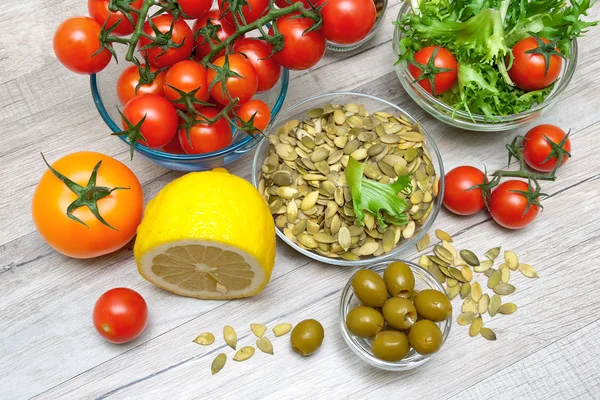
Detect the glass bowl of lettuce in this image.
<box><xmin>252</xmin><ymin>92</ymin><xmax>444</xmax><ymax>266</ymax></box>
<box><xmin>393</xmin><ymin>0</ymin><xmax>595</xmax><ymax>131</ymax></box>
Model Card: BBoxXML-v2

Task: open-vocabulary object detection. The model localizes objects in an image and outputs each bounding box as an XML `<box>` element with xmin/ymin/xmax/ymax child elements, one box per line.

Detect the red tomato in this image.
<box><xmin>522</xmin><ymin>124</ymin><xmax>571</xmax><ymax>172</ymax></box>
<box><xmin>275</xmin><ymin>0</ymin><xmax>312</xmax><ymax>6</ymax></box>
<box><xmin>443</xmin><ymin>166</ymin><xmax>486</xmax><ymax>216</ymax></box>
<box><xmin>88</xmin><ymin>0</ymin><xmax>143</xmax><ymax>36</ymax></box>
<box><xmin>164</xmin><ymin>60</ymin><xmax>210</xmax><ymax>110</ymax></box>
<box><xmin>489</xmin><ymin>180</ymin><xmax>540</xmax><ymax>229</ymax></box>
<box><xmin>116</xmin><ymin>64</ymin><xmax>166</xmax><ymax>105</ymax></box>
<box><xmin>53</xmin><ymin>17</ymin><xmax>112</xmax><ymax>74</ymax></box>
<box><xmin>193</xmin><ymin>10</ymin><xmax>239</xmax><ymax>61</ymax></box>
<box><xmin>409</xmin><ymin>46</ymin><xmax>457</xmax><ymax>95</ymax></box>
<box><xmin>508</xmin><ymin>36</ymin><xmax>563</xmax><ymax>91</ymax></box>
<box><xmin>269</xmin><ymin>15</ymin><xmax>325</xmax><ymax>70</ymax></box>
<box><xmin>161</xmin><ymin>134</ymin><xmax>186</xmax><ymax>154</ymax></box>
<box><xmin>236</xmin><ymin>100</ymin><xmax>271</xmax><ymax>133</ymax></box>
<box><xmin>219</xmin><ymin>0</ymin><xmax>269</xmax><ymax>25</ymax></box>
<box><xmin>207</xmin><ymin>54</ymin><xmax>258</xmax><ymax>106</ymax></box>
<box><xmin>93</xmin><ymin>288</ymin><xmax>148</xmax><ymax>344</ymax></box>
<box><xmin>138</xmin><ymin>14</ymin><xmax>194</xmax><ymax>68</ymax></box>
<box><xmin>179</xmin><ymin>107</ymin><xmax>233</xmax><ymax>154</ymax></box>
<box><xmin>122</xmin><ymin>94</ymin><xmax>179</xmax><ymax>148</ymax></box>
<box><xmin>178</xmin><ymin>0</ymin><xmax>213</xmax><ymax>18</ymax></box>
<box><xmin>234</xmin><ymin>38</ymin><xmax>282</xmax><ymax>92</ymax></box>
<box><xmin>318</xmin><ymin>0</ymin><xmax>376</xmax><ymax>44</ymax></box>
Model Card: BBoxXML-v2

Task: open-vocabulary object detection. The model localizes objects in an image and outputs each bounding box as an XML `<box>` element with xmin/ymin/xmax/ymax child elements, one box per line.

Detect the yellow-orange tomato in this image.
<box><xmin>31</xmin><ymin>152</ymin><xmax>144</xmax><ymax>258</ymax></box>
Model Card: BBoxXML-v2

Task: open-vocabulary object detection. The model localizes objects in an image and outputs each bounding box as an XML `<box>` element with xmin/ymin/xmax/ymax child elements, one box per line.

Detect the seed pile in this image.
<box><xmin>416</xmin><ymin>230</ymin><xmax>539</xmax><ymax>340</ymax></box>
<box><xmin>259</xmin><ymin>103</ymin><xmax>439</xmax><ymax>261</ymax></box>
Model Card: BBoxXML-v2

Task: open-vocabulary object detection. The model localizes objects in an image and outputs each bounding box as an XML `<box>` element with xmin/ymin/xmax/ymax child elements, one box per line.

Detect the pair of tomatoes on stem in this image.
<box><xmin>442</xmin><ymin>125</ymin><xmax>571</xmax><ymax>229</ymax></box>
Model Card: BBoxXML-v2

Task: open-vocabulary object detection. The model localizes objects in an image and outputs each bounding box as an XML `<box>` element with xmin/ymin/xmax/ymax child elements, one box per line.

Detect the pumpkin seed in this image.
<box><xmin>446</xmin><ymin>284</ymin><xmax>460</xmax><ymax>299</ymax></box>
<box><xmin>287</xmin><ymin>201</ymin><xmax>298</xmax><ymax>223</ymax></box>
<box><xmin>250</xmin><ymin>323</ymin><xmax>267</xmax><ymax>338</ymax></box>
<box><xmin>493</xmin><ymin>283</ymin><xmax>516</xmax><ymax>295</ymax></box>
<box><xmin>500</xmin><ymin>264</ymin><xmax>511</xmax><ymax>283</ymax></box>
<box><xmin>434</xmin><ymin>245</ymin><xmax>454</xmax><ymax>264</ymax></box>
<box><xmin>519</xmin><ymin>263</ymin><xmax>539</xmax><ymax>278</ymax></box>
<box><xmin>211</xmin><ymin>353</ymin><xmax>227</xmax><ymax>375</ymax></box>
<box><xmin>461</xmin><ymin>266</ymin><xmax>473</xmax><ymax>282</ymax></box>
<box><xmin>193</xmin><ymin>332</ymin><xmax>215</xmax><ymax>345</ymax></box>
<box><xmin>480</xmin><ymin>328</ymin><xmax>497</xmax><ymax>341</ymax></box>
<box><xmin>223</xmin><ymin>325</ymin><xmax>237</xmax><ymax>350</ymax></box>
<box><xmin>429</xmin><ymin>264</ymin><xmax>446</xmax><ymax>283</ymax></box>
<box><xmin>478</xmin><ymin>294</ymin><xmax>490</xmax><ymax>314</ymax></box>
<box><xmin>446</xmin><ymin>278</ymin><xmax>458</xmax><ymax>287</ymax></box>
<box><xmin>487</xmin><ymin>270</ymin><xmax>502</xmax><ymax>289</ymax></box>
<box><xmin>504</xmin><ymin>250</ymin><xmax>519</xmax><ymax>270</ymax></box>
<box><xmin>471</xmin><ymin>282</ymin><xmax>483</xmax><ymax>303</ymax></box>
<box><xmin>474</xmin><ymin>259</ymin><xmax>494</xmax><ymax>273</ymax></box>
<box><xmin>256</xmin><ymin>337</ymin><xmax>274</xmax><ymax>355</ymax></box>
<box><xmin>483</xmin><ymin>268</ymin><xmax>495</xmax><ymax>278</ymax></box>
<box><xmin>273</xmin><ymin>323</ymin><xmax>292</xmax><ymax>337</ymax></box>
<box><xmin>469</xmin><ymin>316</ymin><xmax>483</xmax><ymax>337</ymax></box>
<box><xmin>233</xmin><ymin>346</ymin><xmax>255</xmax><ymax>362</ymax></box>
<box><xmin>462</xmin><ymin>297</ymin><xmax>477</xmax><ymax>313</ymax></box>
<box><xmin>449</xmin><ymin>267</ymin><xmax>467</xmax><ymax>282</ymax></box>
<box><xmin>460</xmin><ymin>250</ymin><xmax>480</xmax><ymax>267</ymax></box>
<box><xmin>498</xmin><ymin>303</ymin><xmax>518</xmax><ymax>314</ymax></box>
<box><xmin>459</xmin><ymin>282</ymin><xmax>471</xmax><ymax>299</ymax></box>
<box><xmin>418</xmin><ymin>254</ymin><xmax>431</xmax><ymax>269</ymax></box>
<box><xmin>485</xmin><ymin>247</ymin><xmax>501</xmax><ymax>260</ymax></box>
<box><xmin>435</xmin><ymin>229</ymin><xmax>453</xmax><ymax>242</ymax></box>
<box><xmin>382</xmin><ymin>229</ymin><xmax>395</xmax><ymax>253</ymax></box>
<box><xmin>442</xmin><ymin>241</ymin><xmax>458</xmax><ymax>258</ymax></box>
<box><xmin>458</xmin><ymin>312</ymin><xmax>476</xmax><ymax>326</ymax></box>
<box><xmin>489</xmin><ymin>294</ymin><xmax>502</xmax><ymax>317</ymax></box>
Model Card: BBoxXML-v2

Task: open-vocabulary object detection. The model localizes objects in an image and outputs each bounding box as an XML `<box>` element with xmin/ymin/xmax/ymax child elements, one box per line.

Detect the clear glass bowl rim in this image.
<box><xmin>251</xmin><ymin>91</ymin><xmax>446</xmax><ymax>267</ymax></box>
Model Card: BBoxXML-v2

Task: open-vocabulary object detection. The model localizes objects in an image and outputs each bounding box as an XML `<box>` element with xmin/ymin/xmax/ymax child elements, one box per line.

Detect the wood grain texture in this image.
<box><xmin>0</xmin><ymin>1</ymin><xmax>599</xmax><ymax>399</ymax></box>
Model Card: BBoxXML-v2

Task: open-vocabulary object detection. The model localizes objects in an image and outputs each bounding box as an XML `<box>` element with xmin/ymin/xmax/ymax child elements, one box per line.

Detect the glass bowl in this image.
<box><xmin>339</xmin><ymin>260</ymin><xmax>452</xmax><ymax>371</ymax></box>
<box><xmin>326</xmin><ymin>0</ymin><xmax>388</xmax><ymax>52</ymax></box>
<box><xmin>90</xmin><ymin>47</ymin><xmax>289</xmax><ymax>172</ymax></box>
<box><xmin>251</xmin><ymin>92</ymin><xmax>445</xmax><ymax>267</ymax></box>
<box><xmin>392</xmin><ymin>2</ymin><xmax>578</xmax><ymax>132</ymax></box>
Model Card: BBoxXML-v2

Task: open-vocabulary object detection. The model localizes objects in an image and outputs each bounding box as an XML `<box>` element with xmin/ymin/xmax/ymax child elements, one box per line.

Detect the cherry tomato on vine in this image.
<box><xmin>177</xmin><ymin>0</ymin><xmax>213</xmax><ymax>19</ymax></box>
<box><xmin>93</xmin><ymin>288</ymin><xmax>148</xmax><ymax>344</ymax></box>
<box><xmin>489</xmin><ymin>180</ymin><xmax>541</xmax><ymax>229</ymax></box>
<box><xmin>138</xmin><ymin>14</ymin><xmax>194</xmax><ymax>68</ymax></box>
<box><xmin>269</xmin><ymin>15</ymin><xmax>325</xmax><ymax>70</ymax></box>
<box><xmin>53</xmin><ymin>17</ymin><xmax>112</xmax><ymax>74</ymax></box>
<box><xmin>219</xmin><ymin>0</ymin><xmax>269</xmax><ymax>25</ymax></box>
<box><xmin>161</xmin><ymin>134</ymin><xmax>186</xmax><ymax>154</ymax></box>
<box><xmin>318</xmin><ymin>0</ymin><xmax>376</xmax><ymax>45</ymax></box>
<box><xmin>32</xmin><ymin>152</ymin><xmax>144</xmax><ymax>258</ymax></box>
<box><xmin>508</xmin><ymin>36</ymin><xmax>563</xmax><ymax>92</ymax></box>
<box><xmin>522</xmin><ymin>124</ymin><xmax>571</xmax><ymax>173</ymax></box>
<box><xmin>193</xmin><ymin>10</ymin><xmax>240</xmax><ymax>61</ymax></box>
<box><xmin>207</xmin><ymin>53</ymin><xmax>258</xmax><ymax>106</ymax></box>
<box><xmin>409</xmin><ymin>46</ymin><xmax>457</xmax><ymax>95</ymax></box>
<box><xmin>88</xmin><ymin>0</ymin><xmax>143</xmax><ymax>36</ymax></box>
<box><xmin>122</xmin><ymin>94</ymin><xmax>179</xmax><ymax>148</ymax></box>
<box><xmin>443</xmin><ymin>166</ymin><xmax>487</xmax><ymax>216</ymax></box>
<box><xmin>178</xmin><ymin>107</ymin><xmax>233</xmax><ymax>154</ymax></box>
<box><xmin>234</xmin><ymin>38</ymin><xmax>282</xmax><ymax>93</ymax></box>
<box><xmin>164</xmin><ymin>60</ymin><xmax>210</xmax><ymax>110</ymax></box>
<box><xmin>116</xmin><ymin>64</ymin><xmax>166</xmax><ymax>105</ymax></box>
<box><xmin>237</xmin><ymin>100</ymin><xmax>271</xmax><ymax>133</ymax></box>
<box><xmin>275</xmin><ymin>0</ymin><xmax>313</xmax><ymax>6</ymax></box>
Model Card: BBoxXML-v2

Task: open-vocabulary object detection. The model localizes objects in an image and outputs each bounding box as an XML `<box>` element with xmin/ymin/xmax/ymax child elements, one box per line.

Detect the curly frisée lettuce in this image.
<box><xmin>396</xmin><ymin>0</ymin><xmax>597</xmax><ymax>120</ymax></box>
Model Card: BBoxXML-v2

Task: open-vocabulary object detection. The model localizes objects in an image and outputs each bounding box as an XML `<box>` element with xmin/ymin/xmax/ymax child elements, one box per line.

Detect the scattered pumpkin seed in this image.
<box><xmin>446</xmin><ymin>284</ymin><xmax>460</xmax><ymax>299</ymax></box>
<box><xmin>442</xmin><ymin>241</ymin><xmax>458</xmax><ymax>258</ymax></box>
<box><xmin>273</xmin><ymin>323</ymin><xmax>293</xmax><ymax>337</ymax></box>
<box><xmin>493</xmin><ymin>283</ymin><xmax>516</xmax><ymax>295</ymax></box>
<box><xmin>459</xmin><ymin>282</ymin><xmax>471</xmax><ymax>299</ymax></box>
<box><xmin>481</xmin><ymin>328</ymin><xmax>497</xmax><ymax>341</ymax></box>
<box><xmin>474</xmin><ymin>259</ymin><xmax>494</xmax><ymax>273</ymax></box>
<box><xmin>256</xmin><ymin>337</ymin><xmax>274</xmax><ymax>355</ymax></box>
<box><xmin>446</xmin><ymin>278</ymin><xmax>459</xmax><ymax>287</ymax></box>
<box><xmin>498</xmin><ymin>303</ymin><xmax>518</xmax><ymax>315</ymax></box>
<box><xmin>211</xmin><ymin>353</ymin><xmax>227</xmax><ymax>375</ymax></box>
<box><xmin>418</xmin><ymin>254</ymin><xmax>431</xmax><ymax>269</ymax></box>
<box><xmin>469</xmin><ymin>316</ymin><xmax>483</xmax><ymax>337</ymax></box>
<box><xmin>233</xmin><ymin>346</ymin><xmax>255</xmax><ymax>362</ymax></box>
<box><xmin>193</xmin><ymin>332</ymin><xmax>215</xmax><ymax>346</ymax></box>
<box><xmin>461</xmin><ymin>266</ymin><xmax>473</xmax><ymax>282</ymax></box>
<box><xmin>223</xmin><ymin>325</ymin><xmax>237</xmax><ymax>350</ymax></box>
<box><xmin>519</xmin><ymin>263</ymin><xmax>539</xmax><ymax>278</ymax></box>
<box><xmin>250</xmin><ymin>323</ymin><xmax>267</xmax><ymax>338</ymax></box>
<box><xmin>471</xmin><ymin>282</ymin><xmax>482</xmax><ymax>303</ymax></box>
<box><xmin>489</xmin><ymin>294</ymin><xmax>502</xmax><ymax>317</ymax></box>
<box><xmin>487</xmin><ymin>270</ymin><xmax>502</xmax><ymax>289</ymax></box>
<box><xmin>458</xmin><ymin>312</ymin><xmax>476</xmax><ymax>326</ymax></box>
<box><xmin>478</xmin><ymin>294</ymin><xmax>490</xmax><ymax>314</ymax></box>
<box><xmin>462</xmin><ymin>297</ymin><xmax>477</xmax><ymax>313</ymax></box>
<box><xmin>500</xmin><ymin>264</ymin><xmax>511</xmax><ymax>283</ymax></box>
<box><xmin>460</xmin><ymin>250</ymin><xmax>480</xmax><ymax>267</ymax></box>
<box><xmin>504</xmin><ymin>250</ymin><xmax>519</xmax><ymax>270</ymax></box>
<box><xmin>434</xmin><ymin>245</ymin><xmax>454</xmax><ymax>264</ymax></box>
<box><xmin>484</xmin><ymin>247</ymin><xmax>501</xmax><ymax>260</ymax></box>
<box><xmin>416</xmin><ymin>233</ymin><xmax>430</xmax><ymax>251</ymax></box>
<box><xmin>435</xmin><ymin>229</ymin><xmax>453</xmax><ymax>242</ymax></box>
<box><xmin>483</xmin><ymin>268</ymin><xmax>495</xmax><ymax>278</ymax></box>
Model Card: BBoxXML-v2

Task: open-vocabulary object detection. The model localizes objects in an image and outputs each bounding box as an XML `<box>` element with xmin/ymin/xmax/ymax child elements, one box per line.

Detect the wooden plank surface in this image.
<box><xmin>1</xmin><ymin>1</ymin><xmax>599</xmax><ymax>399</ymax></box>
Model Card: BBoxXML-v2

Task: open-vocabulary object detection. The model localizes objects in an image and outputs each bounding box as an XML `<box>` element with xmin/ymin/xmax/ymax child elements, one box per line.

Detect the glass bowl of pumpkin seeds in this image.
<box><xmin>252</xmin><ymin>92</ymin><xmax>445</xmax><ymax>266</ymax></box>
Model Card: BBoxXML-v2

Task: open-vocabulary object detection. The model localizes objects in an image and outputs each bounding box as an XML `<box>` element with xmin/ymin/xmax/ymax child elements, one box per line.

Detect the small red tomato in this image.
<box><xmin>269</xmin><ymin>15</ymin><xmax>326</xmax><ymax>70</ymax></box>
<box><xmin>443</xmin><ymin>166</ymin><xmax>487</xmax><ymax>216</ymax></box>
<box><xmin>161</xmin><ymin>134</ymin><xmax>186</xmax><ymax>154</ymax></box>
<box><xmin>409</xmin><ymin>46</ymin><xmax>458</xmax><ymax>95</ymax></box>
<box><xmin>522</xmin><ymin>124</ymin><xmax>571</xmax><ymax>173</ymax></box>
<box><xmin>179</xmin><ymin>107</ymin><xmax>233</xmax><ymax>154</ymax></box>
<box><xmin>88</xmin><ymin>0</ymin><xmax>143</xmax><ymax>36</ymax></box>
<box><xmin>219</xmin><ymin>0</ymin><xmax>269</xmax><ymax>25</ymax></box>
<box><xmin>234</xmin><ymin>38</ymin><xmax>282</xmax><ymax>93</ymax></box>
<box><xmin>275</xmin><ymin>0</ymin><xmax>312</xmax><ymax>6</ymax></box>
<box><xmin>116</xmin><ymin>64</ymin><xmax>166</xmax><ymax>105</ymax></box>
<box><xmin>177</xmin><ymin>0</ymin><xmax>213</xmax><ymax>19</ymax></box>
<box><xmin>237</xmin><ymin>100</ymin><xmax>271</xmax><ymax>133</ymax></box>
<box><xmin>164</xmin><ymin>60</ymin><xmax>210</xmax><ymax>110</ymax></box>
<box><xmin>193</xmin><ymin>11</ymin><xmax>240</xmax><ymax>61</ymax></box>
<box><xmin>318</xmin><ymin>0</ymin><xmax>376</xmax><ymax>45</ymax></box>
<box><xmin>207</xmin><ymin>53</ymin><xmax>258</xmax><ymax>106</ymax></box>
<box><xmin>138</xmin><ymin>14</ymin><xmax>194</xmax><ymax>68</ymax></box>
<box><xmin>489</xmin><ymin>180</ymin><xmax>541</xmax><ymax>229</ymax></box>
<box><xmin>122</xmin><ymin>94</ymin><xmax>179</xmax><ymax>148</ymax></box>
<box><xmin>508</xmin><ymin>36</ymin><xmax>563</xmax><ymax>91</ymax></box>
<box><xmin>53</xmin><ymin>17</ymin><xmax>112</xmax><ymax>74</ymax></box>
<box><xmin>93</xmin><ymin>288</ymin><xmax>148</xmax><ymax>344</ymax></box>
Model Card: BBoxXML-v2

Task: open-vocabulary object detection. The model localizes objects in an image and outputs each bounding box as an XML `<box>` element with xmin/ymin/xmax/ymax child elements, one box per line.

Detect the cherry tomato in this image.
<box><xmin>88</xmin><ymin>0</ymin><xmax>143</xmax><ymax>36</ymax></box>
<box><xmin>522</xmin><ymin>124</ymin><xmax>571</xmax><ymax>173</ymax></box>
<box><xmin>236</xmin><ymin>100</ymin><xmax>271</xmax><ymax>133</ymax></box>
<box><xmin>508</xmin><ymin>36</ymin><xmax>563</xmax><ymax>91</ymax></box>
<box><xmin>207</xmin><ymin>53</ymin><xmax>258</xmax><ymax>106</ymax></box>
<box><xmin>116</xmin><ymin>64</ymin><xmax>166</xmax><ymax>105</ymax></box>
<box><xmin>193</xmin><ymin>10</ymin><xmax>239</xmax><ymax>61</ymax></box>
<box><xmin>443</xmin><ymin>166</ymin><xmax>487</xmax><ymax>216</ymax></box>
<box><xmin>53</xmin><ymin>17</ymin><xmax>112</xmax><ymax>74</ymax></box>
<box><xmin>409</xmin><ymin>46</ymin><xmax>457</xmax><ymax>95</ymax></box>
<box><xmin>275</xmin><ymin>0</ymin><xmax>312</xmax><ymax>7</ymax></box>
<box><xmin>122</xmin><ymin>94</ymin><xmax>179</xmax><ymax>148</ymax></box>
<box><xmin>138</xmin><ymin>14</ymin><xmax>194</xmax><ymax>68</ymax></box>
<box><xmin>179</xmin><ymin>107</ymin><xmax>233</xmax><ymax>154</ymax></box>
<box><xmin>177</xmin><ymin>0</ymin><xmax>213</xmax><ymax>19</ymax></box>
<box><xmin>219</xmin><ymin>0</ymin><xmax>269</xmax><ymax>25</ymax></box>
<box><xmin>32</xmin><ymin>152</ymin><xmax>144</xmax><ymax>258</ymax></box>
<box><xmin>164</xmin><ymin>60</ymin><xmax>210</xmax><ymax>110</ymax></box>
<box><xmin>93</xmin><ymin>288</ymin><xmax>148</xmax><ymax>344</ymax></box>
<box><xmin>234</xmin><ymin>38</ymin><xmax>282</xmax><ymax>93</ymax></box>
<box><xmin>489</xmin><ymin>180</ymin><xmax>540</xmax><ymax>229</ymax></box>
<box><xmin>161</xmin><ymin>134</ymin><xmax>186</xmax><ymax>154</ymax></box>
<box><xmin>318</xmin><ymin>0</ymin><xmax>376</xmax><ymax>44</ymax></box>
<box><xmin>269</xmin><ymin>15</ymin><xmax>325</xmax><ymax>70</ymax></box>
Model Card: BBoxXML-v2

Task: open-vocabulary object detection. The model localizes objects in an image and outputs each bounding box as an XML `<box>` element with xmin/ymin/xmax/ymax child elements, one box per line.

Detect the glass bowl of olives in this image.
<box><xmin>339</xmin><ymin>260</ymin><xmax>452</xmax><ymax>371</ymax></box>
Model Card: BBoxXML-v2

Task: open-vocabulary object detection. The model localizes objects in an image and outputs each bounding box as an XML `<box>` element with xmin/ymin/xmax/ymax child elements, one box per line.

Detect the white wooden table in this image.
<box><xmin>1</xmin><ymin>1</ymin><xmax>599</xmax><ymax>399</ymax></box>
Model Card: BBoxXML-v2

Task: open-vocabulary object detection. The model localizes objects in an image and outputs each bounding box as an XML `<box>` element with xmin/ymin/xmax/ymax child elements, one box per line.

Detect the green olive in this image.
<box><xmin>383</xmin><ymin>261</ymin><xmax>415</xmax><ymax>298</ymax></box>
<box><xmin>290</xmin><ymin>319</ymin><xmax>324</xmax><ymax>357</ymax></box>
<box><xmin>371</xmin><ymin>331</ymin><xmax>410</xmax><ymax>362</ymax></box>
<box><xmin>352</xmin><ymin>269</ymin><xmax>388</xmax><ymax>308</ymax></box>
<box><xmin>408</xmin><ymin>319</ymin><xmax>443</xmax><ymax>355</ymax></box>
<box><xmin>413</xmin><ymin>289</ymin><xmax>453</xmax><ymax>322</ymax></box>
<box><xmin>381</xmin><ymin>297</ymin><xmax>418</xmax><ymax>330</ymax></box>
<box><xmin>346</xmin><ymin>306</ymin><xmax>384</xmax><ymax>338</ymax></box>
